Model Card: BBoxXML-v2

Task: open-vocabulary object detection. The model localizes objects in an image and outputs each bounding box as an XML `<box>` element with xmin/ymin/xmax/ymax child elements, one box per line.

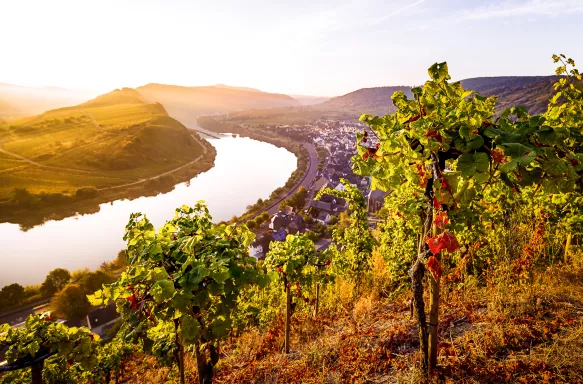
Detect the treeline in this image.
<box><xmin>0</xmin><ymin>251</ymin><xmax>127</xmax><ymax>319</ymax></box>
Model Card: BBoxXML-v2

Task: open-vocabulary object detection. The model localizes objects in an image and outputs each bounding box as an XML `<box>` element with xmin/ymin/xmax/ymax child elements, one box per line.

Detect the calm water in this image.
<box><xmin>0</xmin><ymin>136</ymin><xmax>296</xmax><ymax>287</ymax></box>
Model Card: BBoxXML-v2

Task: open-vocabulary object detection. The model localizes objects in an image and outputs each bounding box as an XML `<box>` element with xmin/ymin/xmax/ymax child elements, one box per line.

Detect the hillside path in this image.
<box><xmin>96</xmin><ymin>131</ymin><xmax>209</xmax><ymax>191</ymax></box>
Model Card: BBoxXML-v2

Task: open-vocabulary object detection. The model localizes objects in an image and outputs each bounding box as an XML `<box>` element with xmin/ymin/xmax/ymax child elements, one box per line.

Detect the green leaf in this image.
<box><xmin>211</xmin><ymin>268</ymin><xmax>231</xmax><ymax>284</ymax></box>
<box><xmin>456</xmin><ymin>152</ymin><xmax>489</xmax><ymax>183</ymax></box>
<box><xmin>150</xmin><ymin>267</ymin><xmax>169</xmax><ymax>282</ymax></box>
<box><xmin>181</xmin><ymin>314</ymin><xmax>200</xmax><ymax>345</ymax></box>
<box><xmin>151</xmin><ymin>280</ymin><xmax>176</xmax><ymax>303</ymax></box>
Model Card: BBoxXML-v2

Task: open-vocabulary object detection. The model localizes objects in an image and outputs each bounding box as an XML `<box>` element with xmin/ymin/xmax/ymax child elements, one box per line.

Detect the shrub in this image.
<box><xmin>52</xmin><ymin>284</ymin><xmax>90</xmax><ymax>320</ymax></box>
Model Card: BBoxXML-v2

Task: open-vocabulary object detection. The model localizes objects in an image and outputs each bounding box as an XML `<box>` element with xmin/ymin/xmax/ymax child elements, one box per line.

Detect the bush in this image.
<box><xmin>0</xmin><ymin>283</ymin><xmax>25</xmax><ymax>308</ymax></box>
<box><xmin>246</xmin><ymin>220</ymin><xmax>257</xmax><ymax>230</ymax></box>
<box><xmin>10</xmin><ymin>188</ymin><xmax>38</xmax><ymax>208</ymax></box>
<box><xmin>75</xmin><ymin>187</ymin><xmax>99</xmax><ymax>199</ymax></box>
<box><xmin>51</xmin><ymin>284</ymin><xmax>90</xmax><ymax>320</ymax></box>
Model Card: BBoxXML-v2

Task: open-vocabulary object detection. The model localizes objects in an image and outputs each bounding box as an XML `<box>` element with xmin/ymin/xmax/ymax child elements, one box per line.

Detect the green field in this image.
<box><xmin>0</xmin><ymin>88</ymin><xmax>211</xmax><ymax>208</ymax></box>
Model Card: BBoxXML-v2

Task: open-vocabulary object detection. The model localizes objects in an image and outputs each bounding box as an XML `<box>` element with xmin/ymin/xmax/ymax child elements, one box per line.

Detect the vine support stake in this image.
<box><xmin>31</xmin><ymin>360</ymin><xmax>44</xmax><ymax>384</ymax></box>
<box><xmin>565</xmin><ymin>233</ymin><xmax>572</xmax><ymax>264</ymax></box>
<box><xmin>285</xmin><ymin>284</ymin><xmax>291</xmax><ymax>354</ymax></box>
<box><xmin>428</xmin><ymin>220</ymin><xmax>440</xmax><ymax>372</ymax></box>
<box><xmin>313</xmin><ymin>283</ymin><xmax>320</xmax><ymax>317</ymax></box>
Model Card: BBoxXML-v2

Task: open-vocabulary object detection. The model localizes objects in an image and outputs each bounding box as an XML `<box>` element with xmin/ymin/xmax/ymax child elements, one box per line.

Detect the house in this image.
<box><xmin>269</xmin><ymin>211</ymin><xmax>306</xmax><ymax>234</ymax></box>
<box><xmin>368</xmin><ymin>189</ymin><xmax>388</xmax><ymax>214</ymax></box>
<box><xmin>311</xmin><ymin>176</ymin><xmax>329</xmax><ymax>194</ymax></box>
<box><xmin>86</xmin><ymin>303</ymin><xmax>119</xmax><ymax>337</ymax></box>
<box><xmin>308</xmin><ymin>194</ymin><xmax>347</xmax><ymax>225</ymax></box>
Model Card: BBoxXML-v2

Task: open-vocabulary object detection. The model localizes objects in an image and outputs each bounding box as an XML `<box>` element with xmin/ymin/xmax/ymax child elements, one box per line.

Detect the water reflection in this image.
<box><xmin>0</xmin><ymin>136</ymin><xmax>296</xmax><ymax>286</ymax></box>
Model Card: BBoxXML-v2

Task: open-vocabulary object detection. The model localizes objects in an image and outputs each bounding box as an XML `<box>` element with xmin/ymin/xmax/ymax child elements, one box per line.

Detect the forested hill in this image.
<box><xmin>460</xmin><ymin>76</ymin><xmax>561</xmax><ymax>115</ymax></box>
<box><xmin>319</xmin><ymin>86</ymin><xmax>413</xmax><ymax>116</ymax></box>
<box><xmin>320</xmin><ymin>76</ymin><xmax>560</xmax><ymax>116</ymax></box>
<box><xmin>136</xmin><ymin>83</ymin><xmax>301</xmax><ymax>127</ymax></box>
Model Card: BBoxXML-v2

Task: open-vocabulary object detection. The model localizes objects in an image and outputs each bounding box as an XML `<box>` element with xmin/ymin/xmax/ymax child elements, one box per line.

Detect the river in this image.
<box><xmin>0</xmin><ymin>135</ymin><xmax>297</xmax><ymax>287</ymax></box>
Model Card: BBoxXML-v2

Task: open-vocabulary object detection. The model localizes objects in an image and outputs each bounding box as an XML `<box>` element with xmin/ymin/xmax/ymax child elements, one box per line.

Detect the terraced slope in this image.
<box><xmin>0</xmin><ymin>88</ymin><xmax>208</xmax><ymax>200</ymax></box>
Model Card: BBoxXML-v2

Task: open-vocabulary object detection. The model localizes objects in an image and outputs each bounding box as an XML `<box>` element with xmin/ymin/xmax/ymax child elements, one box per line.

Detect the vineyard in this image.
<box><xmin>2</xmin><ymin>55</ymin><xmax>583</xmax><ymax>383</ymax></box>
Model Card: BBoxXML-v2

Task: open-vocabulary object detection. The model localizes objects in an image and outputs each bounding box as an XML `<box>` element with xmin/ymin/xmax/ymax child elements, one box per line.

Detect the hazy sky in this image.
<box><xmin>1</xmin><ymin>0</ymin><xmax>582</xmax><ymax>96</ymax></box>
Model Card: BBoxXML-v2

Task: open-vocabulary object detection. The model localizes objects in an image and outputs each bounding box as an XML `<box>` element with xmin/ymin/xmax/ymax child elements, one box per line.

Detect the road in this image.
<box><xmin>0</xmin><ymin>302</ymin><xmax>50</xmax><ymax>327</ymax></box>
<box><xmin>246</xmin><ymin>142</ymin><xmax>318</xmax><ymax>222</ymax></box>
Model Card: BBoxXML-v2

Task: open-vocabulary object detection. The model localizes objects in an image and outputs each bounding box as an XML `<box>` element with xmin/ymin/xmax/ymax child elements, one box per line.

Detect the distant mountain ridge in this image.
<box><xmin>0</xmin><ymin>83</ymin><xmax>95</xmax><ymax>120</ymax></box>
<box><xmin>317</xmin><ymin>75</ymin><xmax>562</xmax><ymax>116</ymax></box>
<box><xmin>137</xmin><ymin>83</ymin><xmax>300</xmax><ymax>126</ymax></box>
<box><xmin>217</xmin><ymin>75</ymin><xmax>565</xmax><ymax>125</ymax></box>
<box><xmin>320</xmin><ymin>86</ymin><xmax>413</xmax><ymax>115</ymax></box>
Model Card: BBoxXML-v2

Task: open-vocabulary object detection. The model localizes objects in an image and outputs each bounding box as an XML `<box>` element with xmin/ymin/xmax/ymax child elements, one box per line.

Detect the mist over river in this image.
<box><xmin>0</xmin><ymin>135</ymin><xmax>296</xmax><ymax>286</ymax></box>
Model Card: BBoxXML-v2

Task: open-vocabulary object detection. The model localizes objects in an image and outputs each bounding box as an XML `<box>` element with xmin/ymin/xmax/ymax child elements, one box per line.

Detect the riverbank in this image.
<box><xmin>197</xmin><ymin>116</ymin><xmax>314</xmax><ymax>223</ymax></box>
<box><xmin>0</xmin><ymin>135</ymin><xmax>216</xmax><ymax>230</ymax></box>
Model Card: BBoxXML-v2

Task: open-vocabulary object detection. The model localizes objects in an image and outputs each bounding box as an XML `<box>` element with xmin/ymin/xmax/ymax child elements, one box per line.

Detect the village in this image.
<box><xmin>249</xmin><ymin>120</ymin><xmax>387</xmax><ymax>260</ymax></box>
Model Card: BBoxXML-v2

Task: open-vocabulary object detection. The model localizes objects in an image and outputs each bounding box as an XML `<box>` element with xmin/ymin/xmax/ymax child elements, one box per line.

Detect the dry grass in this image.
<box><xmin>116</xmin><ymin>264</ymin><xmax>583</xmax><ymax>384</ymax></box>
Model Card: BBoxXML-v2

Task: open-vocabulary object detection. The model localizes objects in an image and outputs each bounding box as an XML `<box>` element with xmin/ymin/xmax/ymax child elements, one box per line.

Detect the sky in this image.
<box><xmin>1</xmin><ymin>0</ymin><xmax>582</xmax><ymax>97</ymax></box>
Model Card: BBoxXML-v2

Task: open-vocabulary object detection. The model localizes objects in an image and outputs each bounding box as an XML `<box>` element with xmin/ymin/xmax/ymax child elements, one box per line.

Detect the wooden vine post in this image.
<box><xmin>31</xmin><ymin>360</ymin><xmax>44</xmax><ymax>384</ymax></box>
<box><xmin>428</xmin><ymin>215</ymin><xmax>440</xmax><ymax>370</ymax></box>
<box><xmin>284</xmin><ymin>283</ymin><xmax>291</xmax><ymax>353</ymax></box>
<box><xmin>313</xmin><ymin>283</ymin><xmax>320</xmax><ymax>317</ymax></box>
<box><xmin>565</xmin><ymin>233</ymin><xmax>573</xmax><ymax>263</ymax></box>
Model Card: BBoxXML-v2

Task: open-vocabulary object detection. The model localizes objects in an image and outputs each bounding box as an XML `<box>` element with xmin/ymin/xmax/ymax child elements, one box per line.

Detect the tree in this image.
<box><xmin>80</xmin><ymin>271</ymin><xmax>115</xmax><ymax>294</ymax></box>
<box><xmin>0</xmin><ymin>283</ymin><xmax>25</xmax><ymax>308</ymax></box>
<box><xmin>279</xmin><ymin>199</ymin><xmax>290</xmax><ymax>211</ymax></box>
<box><xmin>89</xmin><ymin>204</ymin><xmax>269</xmax><ymax>384</ymax></box>
<box><xmin>261</xmin><ymin>212</ymin><xmax>270</xmax><ymax>222</ymax></box>
<box><xmin>352</xmin><ymin>55</ymin><xmax>583</xmax><ymax>374</ymax></box>
<box><xmin>41</xmin><ymin>268</ymin><xmax>71</xmax><ymax>296</ymax></box>
<box><xmin>52</xmin><ymin>284</ymin><xmax>90</xmax><ymax>320</ymax></box>
<box><xmin>246</xmin><ymin>219</ymin><xmax>257</xmax><ymax>230</ymax></box>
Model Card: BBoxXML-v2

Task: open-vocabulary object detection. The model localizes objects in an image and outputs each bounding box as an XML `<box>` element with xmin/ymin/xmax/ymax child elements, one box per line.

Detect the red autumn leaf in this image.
<box><xmin>425</xmin><ymin>231</ymin><xmax>459</xmax><ymax>255</ymax></box>
<box><xmin>128</xmin><ymin>295</ymin><xmax>139</xmax><ymax>310</ymax></box>
<box><xmin>434</xmin><ymin>211</ymin><xmax>449</xmax><ymax>229</ymax></box>
<box><xmin>426</xmin><ymin>256</ymin><xmax>442</xmax><ymax>281</ymax></box>
<box><xmin>368</xmin><ymin>147</ymin><xmax>380</xmax><ymax>158</ymax></box>
<box><xmin>425</xmin><ymin>130</ymin><xmax>443</xmax><ymax>143</ymax></box>
<box><xmin>433</xmin><ymin>197</ymin><xmax>441</xmax><ymax>209</ymax></box>
<box><xmin>416</xmin><ymin>163</ymin><xmax>428</xmax><ymax>188</ymax></box>
<box><xmin>489</xmin><ymin>148</ymin><xmax>508</xmax><ymax>164</ymax></box>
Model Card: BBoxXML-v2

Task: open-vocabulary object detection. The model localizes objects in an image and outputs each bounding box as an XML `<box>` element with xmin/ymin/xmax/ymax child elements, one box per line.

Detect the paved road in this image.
<box><xmin>246</xmin><ymin>142</ymin><xmax>318</xmax><ymax>222</ymax></box>
<box><xmin>0</xmin><ymin>302</ymin><xmax>50</xmax><ymax>327</ymax></box>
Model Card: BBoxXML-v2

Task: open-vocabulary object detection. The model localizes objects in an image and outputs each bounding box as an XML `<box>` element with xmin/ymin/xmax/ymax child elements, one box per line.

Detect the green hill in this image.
<box><xmin>0</xmin><ymin>88</ymin><xmax>210</xmax><ymax>203</ymax></box>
